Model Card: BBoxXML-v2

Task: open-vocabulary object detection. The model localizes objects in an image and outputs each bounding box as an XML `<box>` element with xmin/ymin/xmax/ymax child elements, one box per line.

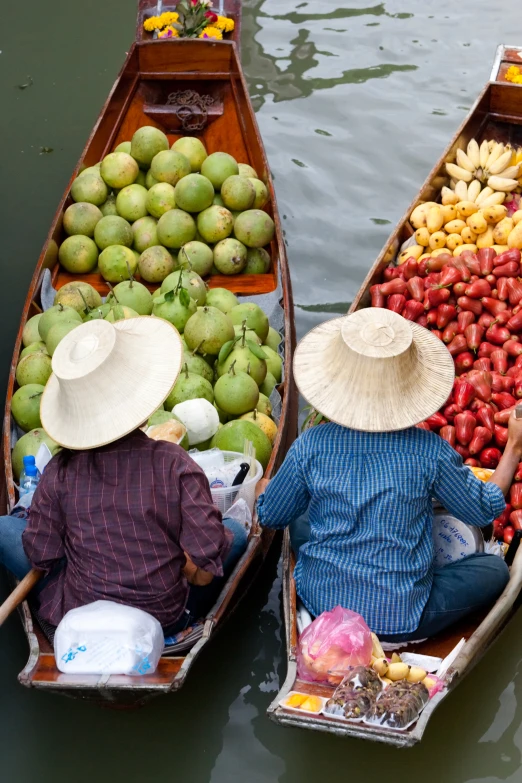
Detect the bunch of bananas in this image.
<box><xmin>446</xmin><ymin>139</ymin><xmax>520</xmax><ymax>200</ymax></box>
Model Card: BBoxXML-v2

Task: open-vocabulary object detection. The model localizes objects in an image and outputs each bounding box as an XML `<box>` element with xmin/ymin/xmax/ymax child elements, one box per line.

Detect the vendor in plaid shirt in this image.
<box><xmin>0</xmin><ymin>317</ymin><xmax>247</xmax><ymax>636</ymax></box>
<box><xmin>257</xmin><ymin>309</ymin><xmax>521</xmax><ymax>642</ymax></box>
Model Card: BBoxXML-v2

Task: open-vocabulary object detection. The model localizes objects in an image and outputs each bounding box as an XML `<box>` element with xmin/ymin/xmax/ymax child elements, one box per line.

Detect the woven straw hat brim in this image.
<box><xmin>40</xmin><ymin>316</ymin><xmax>183</xmax><ymax>450</ymax></box>
<box><xmin>293</xmin><ymin>313</ymin><xmax>455</xmax><ymax>432</ymax></box>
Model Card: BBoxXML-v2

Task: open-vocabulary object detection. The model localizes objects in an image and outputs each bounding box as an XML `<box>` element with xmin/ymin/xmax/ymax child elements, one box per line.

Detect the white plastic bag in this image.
<box><xmin>54</xmin><ymin>601</ymin><xmax>164</xmax><ymax>676</ymax></box>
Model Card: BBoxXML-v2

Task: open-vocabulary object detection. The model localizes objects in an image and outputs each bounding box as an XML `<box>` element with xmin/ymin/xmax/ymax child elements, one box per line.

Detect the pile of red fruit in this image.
<box><xmin>374</xmin><ymin>246</ymin><xmax>522</xmax><ymax>544</ymax></box>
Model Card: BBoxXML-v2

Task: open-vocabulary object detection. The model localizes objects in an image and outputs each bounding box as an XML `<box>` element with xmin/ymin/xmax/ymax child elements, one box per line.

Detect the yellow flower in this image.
<box><xmin>199</xmin><ymin>26</ymin><xmax>223</xmax><ymax>40</ymax></box>
<box><xmin>505</xmin><ymin>65</ymin><xmax>522</xmax><ymax>83</ymax></box>
<box><xmin>160</xmin><ymin>11</ymin><xmax>179</xmax><ymax>25</ymax></box>
<box><xmin>215</xmin><ymin>15</ymin><xmax>235</xmax><ymax>32</ymax></box>
<box><xmin>144</xmin><ymin>16</ymin><xmax>161</xmax><ymax>31</ymax></box>
<box><xmin>158</xmin><ymin>26</ymin><xmax>180</xmax><ymax>38</ymax></box>
<box><xmin>144</xmin><ymin>11</ymin><xmax>179</xmax><ymax>31</ymax></box>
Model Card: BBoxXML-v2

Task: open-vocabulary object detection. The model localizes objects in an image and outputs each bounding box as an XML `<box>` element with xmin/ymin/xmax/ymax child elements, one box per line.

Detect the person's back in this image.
<box><xmin>23</xmin><ymin>429</ymin><xmax>230</xmax><ymax>629</ymax></box>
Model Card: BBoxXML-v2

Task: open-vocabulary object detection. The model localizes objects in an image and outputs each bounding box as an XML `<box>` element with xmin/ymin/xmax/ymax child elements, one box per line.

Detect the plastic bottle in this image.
<box><xmin>19</xmin><ymin>455</ymin><xmax>40</xmax><ymax>498</ymax></box>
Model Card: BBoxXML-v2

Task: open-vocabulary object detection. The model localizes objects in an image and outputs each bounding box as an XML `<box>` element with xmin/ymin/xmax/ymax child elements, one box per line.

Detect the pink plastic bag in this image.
<box><xmin>297</xmin><ymin>605</ymin><xmax>373</xmax><ymax>685</ymax></box>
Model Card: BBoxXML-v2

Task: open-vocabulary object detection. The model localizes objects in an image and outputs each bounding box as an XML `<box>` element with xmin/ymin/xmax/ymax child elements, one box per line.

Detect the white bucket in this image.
<box><xmin>209</xmin><ymin>450</ymin><xmax>263</xmax><ymax>515</ymax></box>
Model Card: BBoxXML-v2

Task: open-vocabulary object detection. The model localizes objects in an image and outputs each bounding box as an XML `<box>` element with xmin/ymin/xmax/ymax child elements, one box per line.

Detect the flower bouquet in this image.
<box><xmin>143</xmin><ymin>0</ymin><xmax>235</xmax><ymax>40</ymax></box>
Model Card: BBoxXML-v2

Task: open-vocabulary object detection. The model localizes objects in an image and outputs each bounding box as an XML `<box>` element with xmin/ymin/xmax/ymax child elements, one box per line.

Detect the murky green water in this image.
<box><xmin>2</xmin><ymin>1</ymin><xmax>522</xmax><ymax>779</ymax></box>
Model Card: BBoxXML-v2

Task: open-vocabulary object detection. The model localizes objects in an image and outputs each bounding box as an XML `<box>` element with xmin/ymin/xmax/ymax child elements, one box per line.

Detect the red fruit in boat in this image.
<box><xmin>474</xmin><ymin>358</ymin><xmax>491</xmax><ymax>372</ymax></box>
<box><xmin>490</xmin><ymin>349</ymin><xmax>508</xmax><ymax>375</ymax></box>
<box><xmin>454</xmin><ymin>352</ymin><xmax>474</xmax><ymax>374</ymax></box>
<box><xmin>387</xmin><ymin>294</ymin><xmax>406</xmax><ymax>314</ymax></box>
<box><xmin>402</xmin><ymin>300</ymin><xmax>425</xmax><ymax>322</ymax></box>
<box><xmin>507</xmin><ymin>311</ymin><xmax>522</xmax><ymax>332</ymax></box>
<box><xmin>504</xmin><ymin>339</ymin><xmax>522</xmax><ymax>357</ymax></box>
<box><xmin>464</xmin><ymin>323</ymin><xmax>484</xmax><ymax>351</ymax></box>
<box><xmin>457</xmin><ymin>311</ymin><xmax>475</xmax><ymax>333</ymax></box>
<box><xmin>438</xmin><ymin>265</ymin><xmax>463</xmax><ymax>287</ymax></box>
<box><xmin>465</xmin><ymin>279</ymin><xmax>491</xmax><ymax>299</ymax></box>
<box><xmin>426</xmin><ymin>307</ymin><xmax>439</xmax><ymax>326</ymax></box>
<box><xmin>491</xmin><ymin>391</ymin><xmax>517</xmax><ymax>409</ymax></box>
<box><xmin>455</xmin><ymin>444</ymin><xmax>470</xmax><ymax>460</ymax></box>
<box><xmin>480</xmin><ymin>447</ymin><xmax>502</xmax><ymax>468</ymax></box>
<box><xmin>469</xmin><ymin>426</ymin><xmax>492</xmax><ymax>455</ymax></box>
<box><xmin>453</xmin><ymin>281</ymin><xmax>468</xmax><ymax>297</ymax></box>
<box><xmin>370</xmin><ymin>285</ymin><xmax>385</xmax><ymax>308</ymax></box>
<box><xmin>515</xmin><ymin>463</ymin><xmax>522</xmax><ymax>482</ymax></box>
<box><xmin>406</xmin><ymin>276</ymin><xmax>424</xmax><ymax>301</ymax></box>
<box><xmin>487</xmin><ymin>324</ymin><xmax>511</xmax><ymax>345</ymax></box>
<box><xmin>453</xmin><ymin>379</ymin><xmax>475</xmax><ymax>408</ymax></box>
<box><xmin>464</xmin><ymin>458</ymin><xmax>481</xmax><ymax>467</ymax></box>
<box><xmin>478</xmin><ymin>342</ymin><xmax>496</xmax><ymax>358</ymax></box>
<box><xmin>425</xmin><ymin>412</ymin><xmax>447</xmax><ymax>429</ymax></box>
<box><xmin>457</xmin><ymin>296</ymin><xmax>483</xmax><ymax>316</ymax></box>
<box><xmin>459</xmin><ymin>251</ymin><xmax>480</xmax><ymax>276</ymax></box>
<box><xmin>507</xmin><ymin>277</ymin><xmax>522</xmax><ymax>307</ymax></box>
<box><xmin>443</xmin><ymin>403</ymin><xmax>462</xmax><ymax>423</ymax></box>
<box><xmin>383</xmin><ymin>266</ymin><xmax>402</xmax><ymax>281</ymax></box>
<box><xmin>439</xmin><ymin>425</ymin><xmax>456</xmax><ymax>447</ymax></box>
<box><xmin>442</xmin><ymin>320</ymin><xmax>459</xmax><ymax>344</ymax></box>
<box><xmin>504</xmin><ymin>526</ymin><xmax>515</xmax><ymax>544</ymax></box>
<box><xmin>478</xmin><ymin>313</ymin><xmax>496</xmax><ymax>329</ymax></box>
<box><xmin>476</xmin><ymin>404</ymin><xmax>495</xmax><ymax>431</ymax></box>
<box><xmin>482</xmin><ymin>297</ymin><xmax>508</xmax><ymax>316</ymax></box>
<box><xmin>416</xmin><ymin>421</ymin><xmax>431</xmax><ymax>431</ymax></box>
<box><xmin>447</xmin><ymin>334</ymin><xmax>468</xmax><ymax>357</ymax></box>
<box><xmin>494</xmin><ymin>248</ymin><xmax>521</xmax><ymax>267</ymax></box>
<box><xmin>494</xmin><ymin>424</ymin><xmax>509</xmax><ymax>448</ymax></box>
<box><xmin>494</xmin><ymin>406</ymin><xmax>515</xmax><ymax>425</ymax></box>
<box><xmin>497</xmin><ymin>277</ymin><xmax>510</xmax><ymax>301</ymax></box>
<box><xmin>510</xmin><ymin>484</ymin><xmax>522</xmax><ymax>510</ymax></box>
<box><xmin>510</xmin><ymin>510</ymin><xmax>522</xmax><ymax>531</ymax></box>
<box><xmin>426</xmin><ymin>256</ymin><xmax>448</xmax><ymax>272</ymax></box>
<box><xmin>478</xmin><ymin>247</ymin><xmax>496</xmax><ymax>276</ymax></box>
<box><xmin>437</xmin><ymin>304</ymin><xmax>457</xmax><ymax>329</ymax></box>
<box><xmin>454</xmin><ymin>411</ymin><xmax>477</xmax><ymax>445</ymax></box>
<box><xmin>467</xmin><ymin>370</ymin><xmax>492</xmax><ymax>402</ymax></box>
<box><xmin>402</xmin><ymin>258</ymin><xmax>419</xmax><ymax>280</ymax></box>
<box><xmin>493</xmin><ymin>261</ymin><xmax>520</xmax><ymax>277</ymax></box>
<box><xmin>515</xmin><ymin>379</ymin><xmax>522</xmax><ymax>399</ymax></box>
<box><xmin>380</xmin><ymin>278</ymin><xmax>407</xmax><ymax>296</ymax></box>
<box><xmin>428</xmin><ymin>287</ymin><xmax>451</xmax><ymax>307</ymax></box>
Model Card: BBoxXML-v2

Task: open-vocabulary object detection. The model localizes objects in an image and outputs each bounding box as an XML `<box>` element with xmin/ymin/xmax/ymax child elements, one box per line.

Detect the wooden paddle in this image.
<box><xmin>0</xmin><ymin>568</ymin><xmax>41</xmax><ymax>627</ymax></box>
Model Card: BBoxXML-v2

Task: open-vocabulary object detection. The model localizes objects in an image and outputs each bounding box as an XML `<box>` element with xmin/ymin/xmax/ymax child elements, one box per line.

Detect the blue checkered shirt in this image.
<box><xmin>257</xmin><ymin>423</ymin><xmax>505</xmax><ymax>636</ymax></box>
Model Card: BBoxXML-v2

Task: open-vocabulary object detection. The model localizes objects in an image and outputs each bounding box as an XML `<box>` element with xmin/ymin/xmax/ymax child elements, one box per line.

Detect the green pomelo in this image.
<box><xmin>84</xmin><ymin>303</ymin><xmax>112</xmax><ymax>321</ymax></box>
<box><xmin>151</xmin><ymin>150</ymin><xmax>191</xmax><ymax>186</ymax></box>
<box><xmin>145</xmin><ymin>170</ymin><xmax>160</xmax><ymax>189</ymax></box>
<box><xmin>132</xmin><ymin>216</ymin><xmax>158</xmax><ymax>253</ymax></box>
<box><xmin>152</xmin><ymin>290</ymin><xmax>197</xmax><ymax>331</ymax></box>
<box><xmin>99</xmin><ymin>194</ymin><xmax>118</xmax><ymax>217</ymax></box>
<box><xmin>201</xmin><ymin>152</ymin><xmax>239</xmax><ymax>189</ymax></box>
<box><xmin>98</xmin><ymin>245</ymin><xmax>138</xmax><ymax>283</ymax></box>
<box><xmin>256</xmin><ymin>392</ymin><xmax>272</xmax><ymax>417</ymax></box>
<box><xmin>20</xmin><ymin>342</ymin><xmax>48</xmax><ymax>360</ymax></box>
<box><xmin>11</xmin><ymin>383</ymin><xmax>44</xmax><ymax>432</ymax></box>
<box><xmin>63</xmin><ymin>202</ymin><xmax>102</xmax><ymax>237</ymax></box>
<box><xmin>265</xmin><ymin>326</ymin><xmax>282</xmax><ymax>352</ymax></box>
<box><xmin>116</xmin><ymin>184</ymin><xmax>148</xmax><ymax>222</ymax></box>
<box><xmin>213</xmin><ymin>193</ymin><xmax>225</xmax><ymax>207</ymax></box>
<box><xmin>233</xmin><ymin>325</ymin><xmax>262</xmax><ymax>345</ymax></box>
<box><xmin>131</xmin><ymin>126</ymin><xmax>169</xmax><ymax>168</ymax></box>
<box><xmin>161</xmin><ymin>269</ymin><xmax>206</xmax><ymax>306</ymax></box>
<box><xmin>196</xmin><ymin>205</ymin><xmax>234</xmax><ymax>244</ymax></box>
<box><xmin>104</xmin><ymin>305</ymin><xmax>139</xmax><ymax>323</ymax></box>
<box><xmin>184</xmin><ymin>306</ymin><xmax>235</xmax><ymax>356</ymax></box>
<box><xmin>229</xmin><ymin>302</ymin><xmax>269</xmax><ymax>341</ymax></box>
<box><xmin>94</xmin><ymin>215</ymin><xmax>133</xmax><ymax>250</ymax></box>
<box><xmin>249</xmin><ymin>178</ymin><xmax>269</xmax><ymax>210</ymax></box>
<box><xmin>15</xmin><ymin>352</ymin><xmax>52</xmax><ymax>387</ymax></box>
<box><xmin>260</xmin><ymin>371</ymin><xmax>277</xmax><ymax>397</ymax></box>
<box><xmin>12</xmin><ymin>429</ymin><xmax>61</xmax><ymax>481</ymax></box>
<box><xmin>233</xmin><ymin>210</ymin><xmax>275</xmax><ymax>248</ymax></box>
<box><xmin>70</xmin><ymin>172</ymin><xmax>108</xmax><ymax>206</ymax></box>
<box><xmin>146</xmin><ymin>183</ymin><xmax>176</xmax><ymax>218</ymax></box>
<box><xmin>172</xmin><ymin>137</ymin><xmax>208</xmax><ymax>172</ymax></box>
<box><xmin>183</xmin><ymin>351</ymin><xmax>214</xmax><ymax>383</ymax></box>
<box><xmin>107</xmin><ymin>280</ymin><xmax>153</xmax><ymax>315</ymax></box>
<box><xmin>152</xmin><ymin>288</ymin><xmax>163</xmax><ymax>301</ymax></box>
<box><xmin>46</xmin><ymin>321</ymin><xmax>81</xmax><ymax>356</ymax></box>
<box><xmin>244</xmin><ymin>247</ymin><xmax>271</xmax><ymax>274</ymax></box>
<box><xmin>238</xmin><ymin>163</ymin><xmax>258</xmax><ymax>179</ymax></box>
<box><xmin>221</xmin><ymin>175</ymin><xmax>256</xmax><ymax>211</ymax></box>
<box><xmin>213</xmin><ymin>238</ymin><xmax>247</xmax><ymax>275</ymax></box>
<box><xmin>216</xmin><ymin>342</ymin><xmax>267</xmax><ymax>386</ymax></box>
<box><xmin>157</xmin><ymin>209</ymin><xmax>196</xmax><ymax>249</ymax></box>
<box><xmin>58</xmin><ymin>235</ymin><xmax>98</xmax><ymax>274</ymax></box>
<box><xmin>54</xmin><ymin>282</ymin><xmax>102</xmax><ymax>313</ymax></box>
<box><xmin>210</xmin><ymin>420</ymin><xmax>272</xmax><ymax>470</ymax></box>
<box><xmin>135</xmin><ymin>170</ymin><xmax>147</xmax><ymax>188</ymax></box>
<box><xmin>174</xmin><ymin>174</ymin><xmax>214</xmax><ymax>213</ymax></box>
<box><xmin>205</xmin><ymin>288</ymin><xmax>239</xmax><ymax>314</ymax></box>
<box><xmin>22</xmin><ymin>315</ymin><xmax>43</xmax><ymax>347</ymax></box>
<box><xmin>39</xmin><ymin>304</ymin><xmax>82</xmax><ymax>341</ymax></box>
<box><xmin>214</xmin><ymin>367</ymin><xmax>259</xmax><ymax>416</ymax></box>
<box><xmin>261</xmin><ymin>344</ymin><xmax>282</xmax><ymax>382</ymax></box>
<box><xmin>100</xmin><ymin>152</ymin><xmax>139</xmax><ymax>189</ymax></box>
<box><xmin>79</xmin><ymin>165</ymin><xmax>101</xmax><ymax>178</ymax></box>
<box><xmin>114</xmin><ymin>141</ymin><xmax>131</xmax><ymax>153</ymax></box>
<box><xmin>178</xmin><ymin>241</ymin><xmax>214</xmax><ymax>277</ymax></box>
<box><xmin>164</xmin><ymin>367</ymin><xmax>214</xmax><ymax>409</ymax></box>
<box><xmin>139</xmin><ymin>246</ymin><xmax>176</xmax><ymax>283</ymax></box>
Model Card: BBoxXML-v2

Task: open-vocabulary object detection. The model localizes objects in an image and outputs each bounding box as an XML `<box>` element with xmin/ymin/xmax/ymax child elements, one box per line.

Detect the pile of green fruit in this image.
<box><xmin>11</xmin><ymin>278</ymin><xmax>282</xmax><ymax>477</ymax></box>
<box><xmin>59</xmin><ymin>126</ymin><xmax>275</xmax><ymax>281</ymax></box>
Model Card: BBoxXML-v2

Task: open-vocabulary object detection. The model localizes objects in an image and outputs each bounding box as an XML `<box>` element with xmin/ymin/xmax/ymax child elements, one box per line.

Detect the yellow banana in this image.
<box><xmin>441</xmin><ymin>186</ymin><xmax>459</xmax><ymax>205</ymax></box>
<box><xmin>467</xmin><ymin>138</ymin><xmax>480</xmax><ymax>169</ymax></box>
<box><xmin>391</xmin><ymin>653</ymin><xmax>402</xmax><ymax>664</ymax></box>
<box><xmin>488</xmin><ymin>149</ymin><xmax>513</xmax><ymax>175</ymax></box>
<box><xmin>479</xmin><ymin>139</ymin><xmax>490</xmax><ymax>168</ymax></box>
<box><xmin>454</xmin><ymin>180</ymin><xmax>469</xmax><ymax>201</ymax></box>
<box><xmin>371</xmin><ymin>633</ymin><xmax>385</xmax><ymax>660</ymax></box>
<box><xmin>476</xmin><ymin>186</ymin><xmax>494</xmax><ymax>206</ymax></box>
<box><xmin>456</xmin><ymin>148</ymin><xmax>475</xmax><ymax>173</ymax></box>
<box><xmin>446</xmin><ymin>163</ymin><xmax>473</xmax><ymax>182</ymax></box>
<box><xmin>487</xmin><ymin>176</ymin><xmax>518</xmax><ymax>192</ymax></box>
<box><xmin>387</xmin><ymin>663</ymin><xmax>410</xmax><ymax>681</ymax></box>
<box><xmin>372</xmin><ymin>658</ymin><xmax>389</xmax><ymax>676</ymax></box>
<box><xmin>485</xmin><ymin>142</ymin><xmax>504</xmax><ymax>171</ymax></box>
<box><xmin>467</xmin><ymin>180</ymin><xmax>482</xmax><ymax>203</ymax></box>
<box><xmin>407</xmin><ymin>666</ymin><xmax>427</xmax><ymax>684</ymax></box>
<box><xmin>498</xmin><ymin>164</ymin><xmax>520</xmax><ymax>179</ymax></box>
<box><xmin>480</xmin><ymin>192</ymin><xmax>506</xmax><ymax>207</ymax></box>
<box><xmin>410</xmin><ymin>201</ymin><xmax>437</xmax><ymax>229</ymax></box>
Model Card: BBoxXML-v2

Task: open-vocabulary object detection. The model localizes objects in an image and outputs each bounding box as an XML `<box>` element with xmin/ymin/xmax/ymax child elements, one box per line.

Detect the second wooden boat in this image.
<box><xmin>3</xmin><ymin>24</ymin><xmax>297</xmax><ymax>704</ymax></box>
<box><xmin>269</xmin><ymin>70</ymin><xmax>522</xmax><ymax>746</ymax></box>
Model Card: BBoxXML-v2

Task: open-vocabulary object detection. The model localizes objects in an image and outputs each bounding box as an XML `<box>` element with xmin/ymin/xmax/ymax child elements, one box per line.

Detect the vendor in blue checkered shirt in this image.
<box><xmin>257</xmin><ymin>308</ymin><xmax>521</xmax><ymax>642</ymax></box>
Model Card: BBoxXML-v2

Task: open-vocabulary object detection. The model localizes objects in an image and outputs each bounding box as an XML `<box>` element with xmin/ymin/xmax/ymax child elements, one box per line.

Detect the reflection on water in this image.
<box><xmin>3</xmin><ymin>1</ymin><xmax>522</xmax><ymax>781</ymax></box>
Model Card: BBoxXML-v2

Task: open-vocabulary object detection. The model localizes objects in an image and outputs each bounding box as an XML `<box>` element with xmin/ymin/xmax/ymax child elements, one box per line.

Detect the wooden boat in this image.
<box><xmin>268</xmin><ymin>73</ymin><xmax>522</xmax><ymax>746</ymax></box>
<box><xmin>2</xmin><ymin>19</ymin><xmax>297</xmax><ymax>705</ymax></box>
<box><xmin>136</xmin><ymin>1</ymin><xmax>242</xmax><ymax>48</ymax></box>
<box><xmin>490</xmin><ymin>44</ymin><xmax>522</xmax><ymax>83</ymax></box>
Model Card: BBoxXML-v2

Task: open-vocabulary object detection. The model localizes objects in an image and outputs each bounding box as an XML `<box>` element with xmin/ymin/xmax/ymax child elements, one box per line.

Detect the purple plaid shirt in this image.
<box><xmin>22</xmin><ymin>430</ymin><xmax>231</xmax><ymax>628</ymax></box>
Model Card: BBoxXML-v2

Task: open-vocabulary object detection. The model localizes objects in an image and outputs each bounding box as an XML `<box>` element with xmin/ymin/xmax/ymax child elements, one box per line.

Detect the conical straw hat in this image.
<box><xmin>40</xmin><ymin>317</ymin><xmax>183</xmax><ymax>449</ymax></box>
<box><xmin>293</xmin><ymin>308</ymin><xmax>455</xmax><ymax>432</ymax></box>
